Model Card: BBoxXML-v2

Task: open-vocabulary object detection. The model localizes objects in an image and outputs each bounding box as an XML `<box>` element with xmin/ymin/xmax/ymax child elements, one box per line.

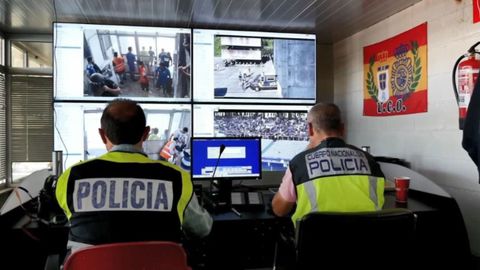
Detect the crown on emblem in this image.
<box><xmin>375</xmin><ymin>50</ymin><xmax>389</xmax><ymax>62</ymax></box>
<box><xmin>394</xmin><ymin>44</ymin><xmax>409</xmax><ymax>58</ymax></box>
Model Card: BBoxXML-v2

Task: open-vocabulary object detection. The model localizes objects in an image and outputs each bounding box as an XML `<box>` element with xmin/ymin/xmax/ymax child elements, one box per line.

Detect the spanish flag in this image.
<box><xmin>363</xmin><ymin>22</ymin><xmax>428</xmax><ymax>116</ymax></box>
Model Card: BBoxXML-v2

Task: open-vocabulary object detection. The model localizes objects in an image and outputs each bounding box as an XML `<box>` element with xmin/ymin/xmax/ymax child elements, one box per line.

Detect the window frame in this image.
<box><xmin>4</xmin><ymin>34</ymin><xmax>53</xmax><ymax>187</ymax></box>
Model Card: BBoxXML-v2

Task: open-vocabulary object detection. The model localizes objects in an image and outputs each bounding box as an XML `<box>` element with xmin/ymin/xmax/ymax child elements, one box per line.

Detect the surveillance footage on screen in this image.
<box><xmin>193</xmin><ymin>29</ymin><xmax>316</xmax><ymax>104</ymax></box>
<box><xmin>54</xmin><ymin>23</ymin><xmax>191</xmax><ymax>101</ymax></box>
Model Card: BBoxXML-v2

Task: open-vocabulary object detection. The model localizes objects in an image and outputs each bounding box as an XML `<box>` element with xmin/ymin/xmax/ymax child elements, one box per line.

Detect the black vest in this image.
<box><xmin>61</xmin><ymin>152</ymin><xmax>191</xmax><ymax>245</ymax></box>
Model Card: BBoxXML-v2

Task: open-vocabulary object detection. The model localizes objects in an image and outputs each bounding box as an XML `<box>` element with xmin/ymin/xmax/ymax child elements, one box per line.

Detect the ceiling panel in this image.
<box><xmin>0</xmin><ymin>0</ymin><xmax>421</xmax><ymax>43</ymax></box>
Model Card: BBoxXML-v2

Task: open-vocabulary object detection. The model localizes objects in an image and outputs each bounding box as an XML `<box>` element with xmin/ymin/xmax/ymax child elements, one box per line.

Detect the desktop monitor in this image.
<box><xmin>191</xmin><ymin>137</ymin><xmax>261</xmax><ymax>180</ymax></box>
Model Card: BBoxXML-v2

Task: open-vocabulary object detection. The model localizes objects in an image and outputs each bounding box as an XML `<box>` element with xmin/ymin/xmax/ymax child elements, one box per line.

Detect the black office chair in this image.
<box><xmin>294</xmin><ymin>208</ymin><xmax>416</xmax><ymax>270</ymax></box>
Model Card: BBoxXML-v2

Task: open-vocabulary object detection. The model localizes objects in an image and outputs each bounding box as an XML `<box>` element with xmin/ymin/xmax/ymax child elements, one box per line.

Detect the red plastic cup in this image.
<box><xmin>394</xmin><ymin>177</ymin><xmax>410</xmax><ymax>203</ymax></box>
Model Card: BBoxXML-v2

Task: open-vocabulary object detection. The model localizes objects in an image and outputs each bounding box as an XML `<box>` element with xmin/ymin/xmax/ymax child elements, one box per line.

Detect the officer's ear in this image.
<box><xmin>141</xmin><ymin>126</ymin><xmax>151</xmax><ymax>142</ymax></box>
<box><xmin>308</xmin><ymin>122</ymin><xmax>314</xmax><ymax>137</ymax></box>
<box><xmin>98</xmin><ymin>128</ymin><xmax>108</xmax><ymax>144</ymax></box>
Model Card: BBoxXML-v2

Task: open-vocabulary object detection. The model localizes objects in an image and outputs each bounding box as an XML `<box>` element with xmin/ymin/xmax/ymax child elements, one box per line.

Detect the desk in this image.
<box><xmin>4</xmin><ymin>188</ymin><xmax>472</xmax><ymax>270</ymax></box>
<box><xmin>384</xmin><ymin>190</ymin><xmax>471</xmax><ymax>269</ymax></box>
<box><xmin>185</xmin><ymin>191</ymin><xmax>291</xmax><ymax>269</ymax></box>
<box><xmin>189</xmin><ymin>189</ymin><xmax>471</xmax><ymax>269</ymax></box>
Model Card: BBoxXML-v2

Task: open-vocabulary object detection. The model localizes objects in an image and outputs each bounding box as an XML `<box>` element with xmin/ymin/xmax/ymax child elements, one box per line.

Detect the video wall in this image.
<box><xmin>53</xmin><ymin>23</ymin><xmax>316</xmax><ymax>173</ymax></box>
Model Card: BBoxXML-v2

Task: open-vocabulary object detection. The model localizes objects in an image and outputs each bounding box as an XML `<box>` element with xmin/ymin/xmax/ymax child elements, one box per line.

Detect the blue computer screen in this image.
<box><xmin>191</xmin><ymin>137</ymin><xmax>261</xmax><ymax>180</ymax></box>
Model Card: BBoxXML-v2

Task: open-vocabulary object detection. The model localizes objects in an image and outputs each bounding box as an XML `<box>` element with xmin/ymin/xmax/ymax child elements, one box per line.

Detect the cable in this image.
<box><xmin>52</xmin><ymin>0</ymin><xmax>58</xmax><ymax>99</ymax></box>
<box><xmin>13</xmin><ymin>186</ymin><xmax>53</xmax><ymax>228</ymax></box>
<box><xmin>13</xmin><ymin>187</ymin><xmax>37</xmax><ymax>220</ymax></box>
<box><xmin>53</xmin><ymin>108</ymin><xmax>69</xmax><ymax>171</ymax></box>
<box><xmin>21</xmin><ymin>228</ymin><xmax>40</xmax><ymax>241</ymax></box>
<box><xmin>52</xmin><ymin>0</ymin><xmax>69</xmax><ymax>170</ymax></box>
<box><xmin>468</xmin><ymin>41</ymin><xmax>480</xmax><ymax>54</ymax></box>
<box><xmin>452</xmin><ymin>54</ymin><xmax>466</xmax><ymax>103</ymax></box>
<box><xmin>16</xmin><ymin>186</ymin><xmax>34</xmax><ymax>200</ymax></box>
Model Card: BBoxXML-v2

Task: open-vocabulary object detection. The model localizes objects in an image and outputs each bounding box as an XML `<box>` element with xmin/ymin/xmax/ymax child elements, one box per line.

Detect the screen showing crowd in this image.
<box><xmin>193</xmin><ymin>104</ymin><xmax>309</xmax><ymax>171</ymax></box>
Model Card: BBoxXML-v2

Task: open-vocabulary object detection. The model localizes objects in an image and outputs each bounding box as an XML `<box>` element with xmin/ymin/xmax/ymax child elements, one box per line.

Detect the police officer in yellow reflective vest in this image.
<box><xmin>56</xmin><ymin>99</ymin><xmax>212</xmax><ymax>252</ymax></box>
<box><xmin>272</xmin><ymin>103</ymin><xmax>385</xmax><ymax>225</ymax></box>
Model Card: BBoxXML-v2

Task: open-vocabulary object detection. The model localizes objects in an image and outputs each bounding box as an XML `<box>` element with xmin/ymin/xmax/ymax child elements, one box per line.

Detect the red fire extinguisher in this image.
<box><xmin>453</xmin><ymin>42</ymin><xmax>480</xmax><ymax>129</ymax></box>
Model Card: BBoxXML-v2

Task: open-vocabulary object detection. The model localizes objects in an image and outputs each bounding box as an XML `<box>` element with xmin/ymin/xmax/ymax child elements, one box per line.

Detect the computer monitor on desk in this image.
<box><xmin>191</xmin><ymin>137</ymin><xmax>261</xmax><ymax>210</ymax></box>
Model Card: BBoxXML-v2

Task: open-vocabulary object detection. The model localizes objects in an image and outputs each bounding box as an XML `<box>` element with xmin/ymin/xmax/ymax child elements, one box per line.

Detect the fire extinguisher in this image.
<box><xmin>453</xmin><ymin>42</ymin><xmax>480</xmax><ymax>129</ymax></box>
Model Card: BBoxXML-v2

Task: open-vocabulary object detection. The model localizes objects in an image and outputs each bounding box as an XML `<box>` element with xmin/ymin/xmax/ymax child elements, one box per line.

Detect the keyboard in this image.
<box><xmin>247</xmin><ymin>192</ymin><xmax>262</xmax><ymax>205</ymax></box>
<box><xmin>230</xmin><ymin>191</ymin><xmax>264</xmax><ymax>209</ymax></box>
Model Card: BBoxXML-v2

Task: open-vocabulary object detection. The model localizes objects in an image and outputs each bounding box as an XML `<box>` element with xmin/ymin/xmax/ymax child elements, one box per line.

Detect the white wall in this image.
<box><xmin>333</xmin><ymin>0</ymin><xmax>480</xmax><ymax>255</ymax></box>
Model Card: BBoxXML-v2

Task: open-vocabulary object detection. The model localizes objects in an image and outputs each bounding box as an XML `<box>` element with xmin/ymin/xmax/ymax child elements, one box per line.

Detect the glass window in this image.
<box><xmin>12</xmin><ymin>44</ymin><xmax>25</xmax><ymax>67</ymax></box>
<box><xmin>118</xmin><ymin>36</ymin><xmax>136</xmax><ymax>55</ymax></box>
<box><xmin>97</xmin><ymin>31</ymin><xmax>112</xmax><ymax>60</ymax></box>
<box><xmin>29</xmin><ymin>56</ymin><xmax>42</xmax><ymax>68</ymax></box>
<box><xmin>11</xmin><ymin>41</ymin><xmax>52</xmax><ymax>68</ymax></box>
<box><xmin>12</xmin><ymin>162</ymin><xmax>51</xmax><ymax>182</ymax></box>
<box><xmin>10</xmin><ymin>75</ymin><xmax>53</xmax><ymax>183</ymax></box>
<box><xmin>0</xmin><ymin>38</ymin><xmax>5</xmax><ymax>66</ymax></box>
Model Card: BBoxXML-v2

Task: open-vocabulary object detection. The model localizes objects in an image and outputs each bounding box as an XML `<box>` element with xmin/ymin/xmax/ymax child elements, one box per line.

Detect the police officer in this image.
<box><xmin>272</xmin><ymin>103</ymin><xmax>385</xmax><ymax>224</ymax></box>
<box><xmin>56</xmin><ymin>99</ymin><xmax>212</xmax><ymax>252</ymax></box>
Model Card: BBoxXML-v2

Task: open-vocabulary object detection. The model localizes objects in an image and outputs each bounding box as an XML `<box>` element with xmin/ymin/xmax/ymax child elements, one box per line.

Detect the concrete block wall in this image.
<box><xmin>333</xmin><ymin>0</ymin><xmax>480</xmax><ymax>255</ymax></box>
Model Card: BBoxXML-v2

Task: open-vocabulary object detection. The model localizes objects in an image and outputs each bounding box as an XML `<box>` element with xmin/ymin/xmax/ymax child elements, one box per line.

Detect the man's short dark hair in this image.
<box><xmin>101</xmin><ymin>99</ymin><xmax>146</xmax><ymax>145</ymax></box>
<box><xmin>309</xmin><ymin>103</ymin><xmax>342</xmax><ymax>133</ymax></box>
<box><xmin>182</xmin><ymin>127</ymin><xmax>188</xmax><ymax>133</ymax></box>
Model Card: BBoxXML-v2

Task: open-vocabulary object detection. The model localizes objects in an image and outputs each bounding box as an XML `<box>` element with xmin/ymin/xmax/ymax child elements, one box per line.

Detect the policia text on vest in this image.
<box><xmin>306</xmin><ymin>147</ymin><xmax>370</xmax><ymax>178</ymax></box>
<box><xmin>74</xmin><ymin>178</ymin><xmax>173</xmax><ymax>212</ymax></box>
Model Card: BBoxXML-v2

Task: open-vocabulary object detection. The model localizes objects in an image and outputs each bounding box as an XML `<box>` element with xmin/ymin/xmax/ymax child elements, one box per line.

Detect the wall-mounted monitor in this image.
<box><xmin>54</xmin><ymin>102</ymin><xmax>191</xmax><ymax>168</ymax></box>
<box><xmin>53</xmin><ymin>23</ymin><xmax>191</xmax><ymax>102</ymax></box>
<box><xmin>193</xmin><ymin>29</ymin><xmax>316</xmax><ymax>104</ymax></box>
<box><xmin>193</xmin><ymin>104</ymin><xmax>310</xmax><ymax>171</ymax></box>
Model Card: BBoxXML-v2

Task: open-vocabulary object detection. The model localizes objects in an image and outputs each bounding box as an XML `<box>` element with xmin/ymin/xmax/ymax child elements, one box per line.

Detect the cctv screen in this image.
<box><xmin>54</xmin><ymin>23</ymin><xmax>191</xmax><ymax>102</ymax></box>
<box><xmin>193</xmin><ymin>29</ymin><xmax>316</xmax><ymax>104</ymax></box>
<box><xmin>54</xmin><ymin>102</ymin><xmax>191</xmax><ymax>168</ymax></box>
<box><xmin>193</xmin><ymin>104</ymin><xmax>310</xmax><ymax>171</ymax></box>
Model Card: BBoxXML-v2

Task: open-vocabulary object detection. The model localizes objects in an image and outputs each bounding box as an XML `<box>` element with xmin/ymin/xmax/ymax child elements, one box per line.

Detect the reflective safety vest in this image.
<box><xmin>112</xmin><ymin>57</ymin><xmax>126</xmax><ymax>73</ymax></box>
<box><xmin>160</xmin><ymin>140</ymin><xmax>174</xmax><ymax>160</ymax></box>
<box><xmin>290</xmin><ymin>137</ymin><xmax>385</xmax><ymax>225</ymax></box>
<box><xmin>55</xmin><ymin>151</ymin><xmax>193</xmax><ymax>245</ymax></box>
